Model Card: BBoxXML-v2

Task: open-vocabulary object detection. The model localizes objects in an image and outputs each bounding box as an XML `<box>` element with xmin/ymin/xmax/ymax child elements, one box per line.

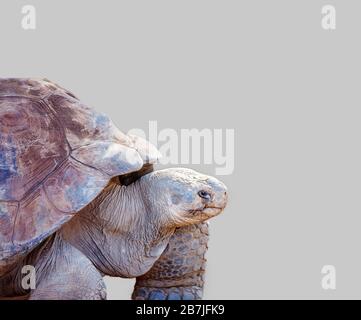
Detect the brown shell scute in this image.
<box><xmin>72</xmin><ymin>142</ymin><xmax>143</xmax><ymax>177</ymax></box>
<box><xmin>47</xmin><ymin>94</ymin><xmax>131</xmax><ymax>149</ymax></box>
<box><xmin>0</xmin><ymin>78</ymin><xmax>78</xmax><ymax>100</ymax></box>
<box><xmin>0</xmin><ymin>202</ymin><xmax>17</xmax><ymax>248</ymax></box>
<box><xmin>43</xmin><ymin>159</ymin><xmax>109</xmax><ymax>213</ymax></box>
<box><xmin>0</xmin><ymin>96</ymin><xmax>68</xmax><ymax>202</ymax></box>
<box><xmin>0</xmin><ymin>78</ymin><xmax>153</xmax><ymax>265</ymax></box>
<box><xmin>14</xmin><ymin>187</ymin><xmax>69</xmax><ymax>243</ymax></box>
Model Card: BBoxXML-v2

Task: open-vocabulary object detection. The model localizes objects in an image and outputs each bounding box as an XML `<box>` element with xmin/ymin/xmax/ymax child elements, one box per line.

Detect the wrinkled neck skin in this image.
<box><xmin>61</xmin><ymin>181</ymin><xmax>175</xmax><ymax>278</ymax></box>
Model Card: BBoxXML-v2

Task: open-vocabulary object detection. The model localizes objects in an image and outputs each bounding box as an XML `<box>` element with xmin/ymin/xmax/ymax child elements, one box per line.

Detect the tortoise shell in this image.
<box><xmin>0</xmin><ymin>78</ymin><xmax>159</xmax><ymax>269</ymax></box>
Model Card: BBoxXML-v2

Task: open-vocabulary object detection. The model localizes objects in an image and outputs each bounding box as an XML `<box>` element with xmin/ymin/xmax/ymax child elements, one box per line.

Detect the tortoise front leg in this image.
<box><xmin>27</xmin><ymin>235</ymin><xmax>107</xmax><ymax>300</ymax></box>
<box><xmin>132</xmin><ymin>222</ymin><xmax>209</xmax><ymax>300</ymax></box>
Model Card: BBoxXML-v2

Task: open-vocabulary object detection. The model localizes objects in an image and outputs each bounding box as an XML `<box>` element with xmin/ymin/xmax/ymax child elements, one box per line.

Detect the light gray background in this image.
<box><xmin>1</xmin><ymin>0</ymin><xmax>360</xmax><ymax>299</ymax></box>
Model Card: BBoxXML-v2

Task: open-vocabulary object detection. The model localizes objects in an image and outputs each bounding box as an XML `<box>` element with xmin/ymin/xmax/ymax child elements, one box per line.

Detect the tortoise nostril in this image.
<box><xmin>198</xmin><ymin>190</ymin><xmax>212</xmax><ymax>201</ymax></box>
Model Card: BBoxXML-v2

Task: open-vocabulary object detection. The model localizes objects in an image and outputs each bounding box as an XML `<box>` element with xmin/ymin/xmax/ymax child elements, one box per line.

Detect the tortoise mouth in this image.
<box><xmin>202</xmin><ymin>206</ymin><xmax>224</xmax><ymax>216</ymax></box>
<box><xmin>117</xmin><ymin>164</ymin><xmax>154</xmax><ymax>186</ymax></box>
<box><xmin>188</xmin><ymin>205</ymin><xmax>224</xmax><ymax>218</ymax></box>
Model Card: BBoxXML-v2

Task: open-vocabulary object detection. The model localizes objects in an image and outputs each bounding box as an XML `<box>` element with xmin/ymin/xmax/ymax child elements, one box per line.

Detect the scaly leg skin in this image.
<box><xmin>27</xmin><ymin>234</ymin><xmax>106</xmax><ymax>300</ymax></box>
<box><xmin>132</xmin><ymin>222</ymin><xmax>209</xmax><ymax>300</ymax></box>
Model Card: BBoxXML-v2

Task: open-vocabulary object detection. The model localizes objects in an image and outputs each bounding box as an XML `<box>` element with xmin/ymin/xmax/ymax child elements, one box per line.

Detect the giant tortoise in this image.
<box><xmin>0</xmin><ymin>79</ymin><xmax>228</xmax><ymax>300</ymax></box>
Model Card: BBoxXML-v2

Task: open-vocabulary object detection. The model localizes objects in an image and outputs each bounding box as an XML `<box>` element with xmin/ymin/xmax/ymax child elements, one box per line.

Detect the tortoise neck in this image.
<box><xmin>99</xmin><ymin>181</ymin><xmax>149</xmax><ymax>232</ymax></box>
<box><xmin>61</xmin><ymin>182</ymin><xmax>173</xmax><ymax>278</ymax></box>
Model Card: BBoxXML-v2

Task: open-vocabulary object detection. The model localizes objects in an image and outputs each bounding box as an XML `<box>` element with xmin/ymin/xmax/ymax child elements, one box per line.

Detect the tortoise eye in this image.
<box><xmin>198</xmin><ymin>190</ymin><xmax>212</xmax><ymax>201</ymax></box>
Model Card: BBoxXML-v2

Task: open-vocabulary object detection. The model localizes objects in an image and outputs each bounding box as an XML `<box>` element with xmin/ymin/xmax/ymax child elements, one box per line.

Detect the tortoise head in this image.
<box><xmin>139</xmin><ymin>168</ymin><xmax>228</xmax><ymax>227</ymax></box>
<box><xmin>61</xmin><ymin>167</ymin><xmax>228</xmax><ymax>278</ymax></box>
